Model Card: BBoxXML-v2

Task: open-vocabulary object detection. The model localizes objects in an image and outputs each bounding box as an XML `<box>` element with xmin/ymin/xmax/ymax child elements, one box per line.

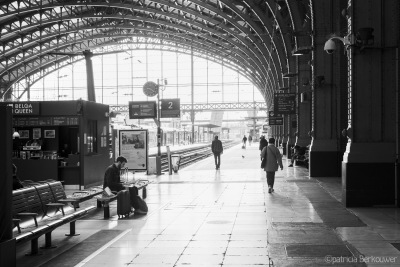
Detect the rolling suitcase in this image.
<box><xmin>117</xmin><ymin>190</ymin><xmax>131</xmax><ymax>218</ymax></box>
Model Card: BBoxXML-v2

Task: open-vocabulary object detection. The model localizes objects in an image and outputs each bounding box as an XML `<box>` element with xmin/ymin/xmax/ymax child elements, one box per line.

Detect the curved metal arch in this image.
<box><xmin>1</xmin><ymin>1</ymin><xmax>272</xmax><ymax>63</ymax></box>
<box><xmin>0</xmin><ymin>0</ymin><xmax>310</xmax><ymax>106</ymax></box>
<box><xmin>219</xmin><ymin>1</ymin><xmax>284</xmax><ymax>81</ymax></box>
<box><xmin>1</xmin><ymin>18</ymin><xmax>275</xmax><ymax>93</ymax></box>
<box><xmin>2</xmin><ymin>28</ymin><xmax>271</xmax><ymax>91</ymax></box>
<box><xmin>1</xmin><ymin>12</ymin><xmax>265</xmax><ymax>69</ymax></box>
<box><xmin>0</xmin><ymin>1</ymin><xmax>277</xmax><ymax>88</ymax></box>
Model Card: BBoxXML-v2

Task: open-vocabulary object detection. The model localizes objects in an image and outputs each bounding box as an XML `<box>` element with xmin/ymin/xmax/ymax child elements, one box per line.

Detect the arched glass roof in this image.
<box><xmin>0</xmin><ymin>0</ymin><xmax>313</xmax><ymax>108</ymax></box>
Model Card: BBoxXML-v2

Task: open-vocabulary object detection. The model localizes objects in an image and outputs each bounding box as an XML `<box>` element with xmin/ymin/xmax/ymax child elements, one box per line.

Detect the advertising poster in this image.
<box><xmin>119</xmin><ymin>130</ymin><xmax>148</xmax><ymax>171</ymax></box>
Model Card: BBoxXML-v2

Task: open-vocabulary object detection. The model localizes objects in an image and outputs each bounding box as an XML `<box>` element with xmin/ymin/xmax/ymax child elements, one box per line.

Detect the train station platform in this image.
<box><xmin>15</xmin><ymin>143</ymin><xmax>400</xmax><ymax>267</ymax></box>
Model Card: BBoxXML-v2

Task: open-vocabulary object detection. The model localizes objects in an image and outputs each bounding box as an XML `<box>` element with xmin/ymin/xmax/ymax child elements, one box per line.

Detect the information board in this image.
<box><xmin>274</xmin><ymin>93</ymin><xmax>296</xmax><ymax>114</ymax></box>
<box><xmin>161</xmin><ymin>98</ymin><xmax>180</xmax><ymax>118</ymax></box>
<box><xmin>129</xmin><ymin>101</ymin><xmax>157</xmax><ymax>119</ymax></box>
<box><xmin>268</xmin><ymin>111</ymin><xmax>283</xmax><ymax>126</ymax></box>
<box><xmin>119</xmin><ymin>129</ymin><xmax>148</xmax><ymax>171</ymax></box>
<box><xmin>13</xmin><ymin>116</ymin><xmax>79</xmax><ymax>127</ymax></box>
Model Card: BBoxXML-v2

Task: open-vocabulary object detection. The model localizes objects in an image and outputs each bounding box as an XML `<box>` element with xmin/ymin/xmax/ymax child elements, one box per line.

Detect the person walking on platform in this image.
<box><xmin>211</xmin><ymin>136</ymin><xmax>223</xmax><ymax>170</ymax></box>
<box><xmin>103</xmin><ymin>156</ymin><xmax>127</xmax><ymax>192</ymax></box>
<box><xmin>242</xmin><ymin>135</ymin><xmax>248</xmax><ymax>148</ymax></box>
<box><xmin>248</xmin><ymin>135</ymin><xmax>252</xmax><ymax>146</ymax></box>
<box><xmin>259</xmin><ymin>135</ymin><xmax>268</xmax><ymax>152</ymax></box>
<box><xmin>261</xmin><ymin>138</ymin><xmax>283</xmax><ymax>193</ymax></box>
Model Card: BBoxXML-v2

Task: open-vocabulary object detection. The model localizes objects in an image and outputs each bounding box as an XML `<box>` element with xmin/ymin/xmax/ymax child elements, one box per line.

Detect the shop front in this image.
<box><xmin>2</xmin><ymin>100</ymin><xmax>110</xmax><ymax>189</ymax></box>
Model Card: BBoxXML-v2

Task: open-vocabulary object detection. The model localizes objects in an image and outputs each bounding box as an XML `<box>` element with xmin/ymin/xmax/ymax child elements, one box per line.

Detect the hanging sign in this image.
<box><xmin>274</xmin><ymin>93</ymin><xmax>296</xmax><ymax>114</ymax></box>
<box><xmin>128</xmin><ymin>101</ymin><xmax>157</xmax><ymax>119</ymax></box>
<box><xmin>161</xmin><ymin>98</ymin><xmax>180</xmax><ymax>118</ymax></box>
<box><xmin>268</xmin><ymin>111</ymin><xmax>283</xmax><ymax>126</ymax></box>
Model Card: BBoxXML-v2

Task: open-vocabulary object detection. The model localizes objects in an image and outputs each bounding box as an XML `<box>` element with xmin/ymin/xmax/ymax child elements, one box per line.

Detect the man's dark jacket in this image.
<box><xmin>259</xmin><ymin>137</ymin><xmax>268</xmax><ymax>151</ymax></box>
<box><xmin>103</xmin><ymin>164</ymin><xmax>124</xmax><ymax>192</ymax></box>
<box><xmin>211</xmin><ymin>139</ymin><xmax>223</xmax><ymax>154</ymax></box>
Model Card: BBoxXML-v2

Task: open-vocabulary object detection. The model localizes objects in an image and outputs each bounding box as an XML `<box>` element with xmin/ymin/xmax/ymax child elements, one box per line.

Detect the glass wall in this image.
<box><xmin>15</xmin><ymin>49</ymin><xmax>265</xmax><ymax>125</ymax></box>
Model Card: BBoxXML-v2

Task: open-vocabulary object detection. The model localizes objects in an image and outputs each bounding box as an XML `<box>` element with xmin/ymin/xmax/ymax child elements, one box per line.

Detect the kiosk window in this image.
<box><xmin>87</xmin><ymin>120</ymin><xmax>97</xmax><ymax>153</ymax></box>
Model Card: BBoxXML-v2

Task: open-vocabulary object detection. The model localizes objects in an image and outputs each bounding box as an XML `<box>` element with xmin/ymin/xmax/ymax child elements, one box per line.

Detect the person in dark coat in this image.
<box><xmin>242</xmin><ymin>135</ymin><xmax>248</xmax><ymax>148</ymax></box>
<box><xmin>261</xmin><ymin>138</ymin><xmax>283</xmax><ymax>193</ymax></box>
<box><xmin>259</xmin><ymin>135</ymin><xmax>268</xmax><ymax>151</ymax></box>
<box><xmin>103</xmin><ymin>156</ymin><xmax>127</xmax><ymax>192</ymax></box>
<box><xmin>211</xmin><ymin>136</ymin><xmax>223</xmax><ymax>170</ymax></box>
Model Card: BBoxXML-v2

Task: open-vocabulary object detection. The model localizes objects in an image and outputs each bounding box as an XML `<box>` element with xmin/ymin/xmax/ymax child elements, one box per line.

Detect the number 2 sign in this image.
<box><xmin>160</xmin><ymin>98</ymin><xmax>180</xmax><ymax>118</ymax></box>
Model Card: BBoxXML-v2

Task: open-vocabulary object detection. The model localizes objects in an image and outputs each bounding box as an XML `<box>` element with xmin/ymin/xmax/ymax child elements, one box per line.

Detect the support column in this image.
<box><xmin>281</xmin><ymin>115</ymin><xmax>288</xmax><ymax>156</ymax></box>
<box><xmin>0</xmin><ymin>106</ymin><xmax>15</xmax><ymax>267</ymax></box>
<box><xmin>342</xmin><ymin>0</ymin><xmax>398</xmax><ymax>206</ymax></box>
<box><xmin>309</xmin><ymin>0</ymin><xmax>345</xmax><ymax>177</ymax></box>
<box><xmin>296</xmin><ymin>57</ymin><xmax>312</xmax><ymax>148</ymax></box>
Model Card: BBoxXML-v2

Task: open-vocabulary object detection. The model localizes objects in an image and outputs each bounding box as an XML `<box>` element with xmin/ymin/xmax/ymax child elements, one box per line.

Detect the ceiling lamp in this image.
<box><xmin>283</xmin><ymin>72</ymin><xmax>298</xmax><ymax>78</ymax></box>
<box><xmin>278</xmin><ymin>87</ymin><xmax>289</xmax><ymax>90</ymax></box>
<box><xmin>292</xmin><ymin>46</ymin><xmax>313</xmax><ymax>56</ymax></box>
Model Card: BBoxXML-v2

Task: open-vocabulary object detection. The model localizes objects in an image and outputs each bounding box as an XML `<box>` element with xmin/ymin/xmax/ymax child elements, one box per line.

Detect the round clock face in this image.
<box><xmin>143</xmin><ymin>81</ymin><xmax>159</xmax><ymax>97</ymax></box>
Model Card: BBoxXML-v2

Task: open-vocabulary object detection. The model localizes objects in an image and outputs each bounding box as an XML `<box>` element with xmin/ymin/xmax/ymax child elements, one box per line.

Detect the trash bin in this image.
<box><xmin>171</xmin><ymin>154</ymin><xmax>181</xmax><ymax>173</ymax></box>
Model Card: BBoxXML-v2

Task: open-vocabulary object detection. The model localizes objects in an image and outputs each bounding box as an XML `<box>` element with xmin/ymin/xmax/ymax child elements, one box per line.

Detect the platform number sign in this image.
<box><xmin>161</xmin><ymin>98</ymin><xmax>180</xmax><ymax>118</ymax></box>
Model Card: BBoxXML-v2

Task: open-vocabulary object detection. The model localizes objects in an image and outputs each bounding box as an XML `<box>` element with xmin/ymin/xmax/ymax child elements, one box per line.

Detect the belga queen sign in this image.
<box><xmin>9</xmin><ymin>102</ymin><xmax>40</xmax><ymax>115</ymax></box>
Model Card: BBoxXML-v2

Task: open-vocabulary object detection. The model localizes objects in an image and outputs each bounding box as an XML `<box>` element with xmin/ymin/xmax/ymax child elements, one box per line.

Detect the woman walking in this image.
<box><xmin>261</xmin><ymin>137</ymin><xmax>283</xmax><ymax>193</ymax></box>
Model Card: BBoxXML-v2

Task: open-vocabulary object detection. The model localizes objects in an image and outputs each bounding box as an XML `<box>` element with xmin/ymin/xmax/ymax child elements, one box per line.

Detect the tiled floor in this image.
<box><xmin>15</xmin><ymin>144</ymin><xmax>400</xmax><ymax>266</ymax></box>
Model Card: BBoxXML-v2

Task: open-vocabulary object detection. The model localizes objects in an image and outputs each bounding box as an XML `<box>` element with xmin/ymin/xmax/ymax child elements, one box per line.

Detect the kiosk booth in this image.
<box><xmin>2</xmin><ymin>100</ymin><xmax>110</xmax><ymax>189</ymax></box>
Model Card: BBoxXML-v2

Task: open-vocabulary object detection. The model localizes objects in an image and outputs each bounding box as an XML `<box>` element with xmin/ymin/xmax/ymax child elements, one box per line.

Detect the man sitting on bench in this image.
<box><xmin>103</xmin><ymin>156</ymin><xmax>128</xmax><ymax>192</ymax></box>
<box><xmin>102</xmin><ymin>156</ymin><xmax>147</xmax><ymax>214</ymax></box>
<box><xmin>288</xmin><ymin>145</ymin><xmax>306</xmax><ymax>167</ymax></box>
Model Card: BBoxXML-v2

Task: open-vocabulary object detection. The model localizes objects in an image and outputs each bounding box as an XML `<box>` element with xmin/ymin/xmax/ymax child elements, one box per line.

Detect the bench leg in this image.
<box><xmin>41</xmin><ymin>231</ymin><xmax>57</xmax><ymax>249</ymax></box>
<box><xmin>65</xmin><ymin>221</ymin><xmax>80</xmax><ymax>236</ymax></box>
<box><xmin>25</xmin><ymin>238</ymin><xmax>41</xmax><ymax>256</ymax></box>
<box><xmin>13</xmin><ymin>220</ymin><xmax>21</xmax><ymax>233</ymax></box>
<box><xmin>104</xmin><ymin>205</ymin><xmax>110</xmax><ymax>219</ymax></box>
<box><xmin>73</xmin><ymin>202</ymin><xmax>80</xmax><ymax>211</ymax></box>
<box><xmin>142</xmin><ymin>187</ymin><xmax>147</xmax><ymax>199</ymax></box>
<box><xmin>97</xmin><ymin>199</ymin><xmax>102</xmax><ymax>208</ymax></box>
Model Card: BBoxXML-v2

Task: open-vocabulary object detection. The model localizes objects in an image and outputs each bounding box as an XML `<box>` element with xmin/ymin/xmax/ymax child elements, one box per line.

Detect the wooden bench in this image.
<box><xmin>15</xmin><ymin>206</ymin><xmax>95</xmax><ymax>255</ymax></box>
<box><xmin>12</xmin><ymin>182</ymin><xmax>96</xmax><ymax>255</ymax></box>
<box><xmin>95</xmin><ymin>180</ymin><xmax>149</xmax><ymax>218</ymax></box>
<box><xmin>12</xmin><ymin>181</ymin><xmax>99</xmax><ymax>233</ymax></box>
<box><xmin>45</xmin><ymin>181</ymin><xmax>103</xmax><ymax>210</ymax></box>
<box><xmin>12</xmin><ymin>187</ymin><xmax>42</xmax><ymax>233</ymax></box>
<box><xmin>34</xmin><ymin>183</ymin><xmax>67</xmax><ymax>216</ymax></box>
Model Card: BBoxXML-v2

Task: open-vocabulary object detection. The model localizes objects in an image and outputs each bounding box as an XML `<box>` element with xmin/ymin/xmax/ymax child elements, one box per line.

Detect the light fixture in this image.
<box><xmin>283</xmin><ymin>72</ymin><xmax>298</xmax><ymax>78</ymax></box>
<box><xmin>292</xmin><ymin>46</ymin><xmax>313</xmax><ymax>56</ymax></box>
<box><xmin>324</xmin><ymin>34</ymin><xmax>354</xmax><ymax>54</ymax></box>
<box><xmin>13</xmin><ymin>131</ymin><xmax>20</xmax><ymax>139</ymax></box>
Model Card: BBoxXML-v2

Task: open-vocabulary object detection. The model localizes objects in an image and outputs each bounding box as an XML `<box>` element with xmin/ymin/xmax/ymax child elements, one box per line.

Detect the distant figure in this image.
<box><xmin>242</xmin><ymin>135</ymin><xmax>248</xmax><ymax>148</ymax></box>
<box><xmin>103</xmin><ymin>156</ymin><xmax>127</xmax><ymax>192</ymax></box>
<box><xmin>259</xmin><ymin>135</ymin><xmax>268</xmax><ymax>152</ymax></box>
<box><xmin>288</xmin><ymin>145</ymin><xmax>306</xmax><ymax>167</ymax></box>
<box><xmin>261</xmin><ymin>138</ymin><xmax>283</xmax><ymax>193</ymax></box>
<box><xmin>211</xmin><ymin>136</ymin><xmax>223</xmax><ymax>170</ymax></box>
<box><xmin>248</xmin><ymin>135</ymin><xmax>252</xmax><ymax>146</ymax></box>
<box><xmin>12</xmin><ymin>164</ymin><xmax>23</xmax><ymax>190</ymax></box>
